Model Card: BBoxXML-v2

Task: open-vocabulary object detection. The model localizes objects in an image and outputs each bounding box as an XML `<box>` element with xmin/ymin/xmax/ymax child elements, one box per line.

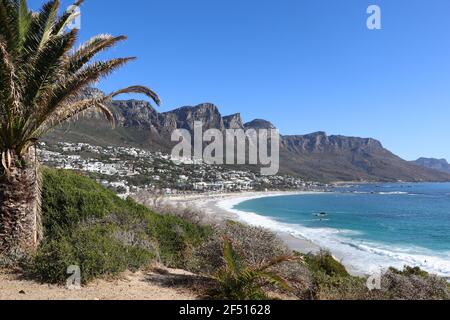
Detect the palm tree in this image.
<box><xmin>0</xmin><ymin>0</ymin><xmax>160</xmax><ymax>255</ymax></box>
<box><xmin>212</xmin><ymin>238</ymin><xmax>297</xmax><ymax>300</ymax></box>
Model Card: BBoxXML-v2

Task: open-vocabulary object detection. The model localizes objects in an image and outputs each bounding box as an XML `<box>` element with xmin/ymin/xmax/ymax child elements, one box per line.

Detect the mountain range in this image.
<box><xmin>413</xmin><ymin>158</ymin><xmax>450</xmax><ymax>174</ymax></box>
<box><xmin>43</xmin><ymin>88</ymin><xmax>450</xmax><ymax>182</ymax></box>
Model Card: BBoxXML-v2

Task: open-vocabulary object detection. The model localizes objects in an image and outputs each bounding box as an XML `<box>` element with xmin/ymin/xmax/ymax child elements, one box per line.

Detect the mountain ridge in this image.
<box><xmin>43</xmin><ymin>90</ymin><xmax>450</xmax><ymax>182</ymax></box>
<box><xmin>413</xmin><ymin>158</ymin><xmax>450</xmax><ymax>174</ymax></box>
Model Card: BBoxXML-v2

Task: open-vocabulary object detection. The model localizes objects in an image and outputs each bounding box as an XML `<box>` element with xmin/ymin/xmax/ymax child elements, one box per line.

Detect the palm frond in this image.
<box><xmin>1</xmin><ymin>149</ymin><xmax>13</xmax><ymax>171</ymax></box>
<box><xmin>22</xmin><ymin>0</ymin><xmax>59</xmax><ymax>59</ymax></box>
<box><xmin>22</xmin><ymin>28</ymin><xmax>78</xmax><ymax>110</ymax></box>
<box><xmin>107</xmin><ymin>85</ymin><xmax>161</xmax><ymax>106</ymax></box>
<box><xmin>0</xmin><ymin>36</ymin><xmax>21</xmax><ymax>118</ymax></box>
<box><xmin>66</xmin><ymin>34</ymin><xmax>127</xmax><ymax>74</ymax></box>
<box><xmin>256</xmin><ymin>255</ymin><xmax>301</xmax><ymax>272</ymax></box>
<box><xmin>32</xmin><ymin>98</ymin><xmax>114</xmax><ymax>140</ymax></box>
<box><xmin>0</xmin><ymin>0</ymin><xmax>19</xmax><ymax>53</ymax></box>
<box><xmin>17</xmin><ymin>0</ymin><xmax>32</xmax><ymax>48</ymax></box>
<box><xmin>222</xmin><ymin>238</ymin><xmax>243</xmax><ymax>275</ymax></box>
<box><xmin>253</xmin><ymin>271</ymin><xmax>291</xmax><ymax>291</ymax></box>
<box><xmin>36</xmin><ymin>0</ymin><xmax>59</xmax><ymax>50</ymax></box>
<box><xmin>212</xmin><ymin>239</ymin><xmax>298</xmax><ymax>300</ymax></box>
<box><xmin>37</xmin><ymin>57</ymin><xmax>135</xmax><ymax>117</ymax></box>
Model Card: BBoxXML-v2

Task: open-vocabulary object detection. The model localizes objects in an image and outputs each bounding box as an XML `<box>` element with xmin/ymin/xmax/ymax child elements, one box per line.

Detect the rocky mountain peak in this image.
<box><xmin>110</xmin><ymin>100</ymin><xmax>158</xmax><ymax>129</ymax></box>
<box><xmin>414</xmin><ymin>158</ymin><xmax>450</xmax><ymax>174</ymax></box>
<box><xmin>49</xmin><ymin>90</ymin><xmax>450</xmax><ymax>182</ymax></box>
<box><xmin>244</xmin><ymin>119</ymin><xmax>276</xmax><ymax>130</ymax></box>
<box><xmin>223</xmin><ymin>113</ymin><xmax>244</xmax><ymax>130</ymax></box>
<box><xmin>79</xmin><ymin>87</ymin><xmax>106</xmax><ymax>100</ymax></box>
<box><xmin>281</xmin><ymin>132</ymin><xmax>385</xmax><ymax>154</ymax></box>
<box><xmin>159</xmin><ymin>103</ymin><xmax>224</xmax><ymax>133</ymax></box>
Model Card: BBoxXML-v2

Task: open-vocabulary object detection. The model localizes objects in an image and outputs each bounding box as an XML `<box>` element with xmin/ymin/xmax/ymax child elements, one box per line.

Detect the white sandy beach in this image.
<box><xmin>165</xmin><ymin>192</ymin><xmax>322</xmax><ymax>254</ymax></box>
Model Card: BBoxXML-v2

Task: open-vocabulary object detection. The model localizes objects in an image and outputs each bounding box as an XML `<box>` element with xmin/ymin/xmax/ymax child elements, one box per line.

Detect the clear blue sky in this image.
<box><xmin>37</xmin><ymin>0</ymin><xmax>450</xmax><ymax>161</ymax></box>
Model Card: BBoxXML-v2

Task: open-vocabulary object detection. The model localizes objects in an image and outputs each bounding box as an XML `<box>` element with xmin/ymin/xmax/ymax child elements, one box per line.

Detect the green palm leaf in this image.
<box><xmin>213</xmin><ymin>239</ymin><xmax>298</xmax><ymax>300</ymax></box>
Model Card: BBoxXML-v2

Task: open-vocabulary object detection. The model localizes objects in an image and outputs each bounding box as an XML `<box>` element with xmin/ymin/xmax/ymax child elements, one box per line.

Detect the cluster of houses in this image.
<box><xmin>38</xmin><ymin>142</ymin><xmax>327</xmax><ymax>197</ymax></box>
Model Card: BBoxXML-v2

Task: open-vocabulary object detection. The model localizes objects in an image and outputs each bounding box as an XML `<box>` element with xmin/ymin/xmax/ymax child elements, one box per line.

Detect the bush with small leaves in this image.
<box><xmin>28</xmin><ymin>168</ymin><xmax>211</xmax><ymax>284</ymax></box>
<box><xmin>191</xmin><ymin>220</ymin><xmax>288</xmax><ymax>274</ymax></box>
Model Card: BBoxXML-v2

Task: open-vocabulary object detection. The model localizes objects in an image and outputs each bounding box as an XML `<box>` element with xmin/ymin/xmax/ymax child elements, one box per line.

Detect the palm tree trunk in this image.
<box><xmin>0</xmin><ymin>149</ymin><xmax>42</xmax><ymax>255</ymax></box>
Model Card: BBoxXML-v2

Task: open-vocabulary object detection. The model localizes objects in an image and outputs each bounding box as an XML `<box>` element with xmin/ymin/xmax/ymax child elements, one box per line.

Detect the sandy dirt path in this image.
<box><xmin>0</xmin><ymin>269</ymin><xmax>201</xmax><ymax>300</ymax></box>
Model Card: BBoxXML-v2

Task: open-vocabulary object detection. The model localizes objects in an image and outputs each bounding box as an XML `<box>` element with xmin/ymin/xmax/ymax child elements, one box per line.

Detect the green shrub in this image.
<box><xmin>32</xmin><ymin>238</ymin><xmax>77</xmax><ymax>284</ymax></box>
<box><xmin>304</xmin><ymin>251</ymin><xmax>349</xmax><ymax>277</ymax></box>
<box><xmin>299</xmin><ymin>251</ymin><xmax>368</xmax><ymax>300</ymax></box>
<box><xmin>32</xmin><ymin>225</ymin><xmax>155</xmax><ymax>284</ymax></box>
<box><xmin>370</xmin><ymin>268</ymin><xmax>450</xmax><ymax>300</ymax></box>
<box><xmin>41</xmin><ymin>168</ymin><xmax>119</xmax><ymax>234</ymax></box>
<box><xmin>147</xmin><ymin>213</ymin><xmax>212</xmax><ymax>267</ymax></box>
<box><xmin>191</xmin><ymin>220</ymin><xmax>287</xmax><ymax>274</ymax></box>
<box><xmin>311</xmin><ymin>271</ymin><xmax>369</xmax><ymax>300</ymax></box>
<box><xmin>389</xmin><ymin>266</ymin><xmax>429</xmax><ymax>278</ymax></box>
<box><xmin>30</xmin><ymin>168</ymin><xmax>211</xmax><ymax>284</ymax></box>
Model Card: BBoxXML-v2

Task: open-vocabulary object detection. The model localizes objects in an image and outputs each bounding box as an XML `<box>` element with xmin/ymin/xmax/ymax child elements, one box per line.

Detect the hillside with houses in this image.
<box><xmin>38</xmin><ymin>142</ymin><xmax>327</xmax><ymax>197</ymax></box>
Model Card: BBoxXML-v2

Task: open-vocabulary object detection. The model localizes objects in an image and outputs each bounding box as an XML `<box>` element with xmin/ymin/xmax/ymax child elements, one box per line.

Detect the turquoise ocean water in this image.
<box><xmin>232</xmin><ymin>183</ymin><xmax>450</xmax><ymax>277</ymax></box>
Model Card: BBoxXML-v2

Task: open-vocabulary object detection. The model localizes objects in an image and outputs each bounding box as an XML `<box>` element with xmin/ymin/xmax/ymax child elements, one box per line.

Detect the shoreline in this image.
<box><xmin>164</xmin><ymin>191</ymin><xmax>365</xmax><ymax>275</ymax></box>
<box><xmin>163</xmin><ymin>190</ymin><xmax>450</xmax><ymax>278</ymax></box>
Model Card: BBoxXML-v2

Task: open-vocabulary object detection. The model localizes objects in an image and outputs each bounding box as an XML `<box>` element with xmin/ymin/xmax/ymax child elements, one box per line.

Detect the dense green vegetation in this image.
<box><xmin>303</xmin><ymin>251</ymin><xmax>350</xmax><ymax>277</ymax></box>
<box><xmin>30</xmin><ymin>168</ymin><xmax>212</xmax><ymax>284</ymax></box>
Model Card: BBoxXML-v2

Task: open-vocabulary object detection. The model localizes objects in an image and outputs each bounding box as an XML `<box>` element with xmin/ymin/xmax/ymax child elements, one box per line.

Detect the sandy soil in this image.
<box><xmin>0</xmin><ymin>268</ymin><xmax>203</xmax><ymax>300</ymax></box>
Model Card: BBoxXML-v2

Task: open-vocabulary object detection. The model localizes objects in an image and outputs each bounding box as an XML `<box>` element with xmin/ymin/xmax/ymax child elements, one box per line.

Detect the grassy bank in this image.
<box><xmin>30</xmin><ymin>168</ymin><xmax>212</xmax><ymax>284</ymax></box>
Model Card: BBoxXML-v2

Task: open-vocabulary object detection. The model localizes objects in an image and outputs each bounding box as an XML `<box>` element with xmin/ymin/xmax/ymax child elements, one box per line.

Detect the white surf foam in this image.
<box><xmin>217</xmin><ymin>195</ymin><xmax>450</xmax><ymax>278</ymax></box>
<box><xmin>377</xmin><ymin>191</ymin><xmax>409</xmax><ymax>195</ymax></box>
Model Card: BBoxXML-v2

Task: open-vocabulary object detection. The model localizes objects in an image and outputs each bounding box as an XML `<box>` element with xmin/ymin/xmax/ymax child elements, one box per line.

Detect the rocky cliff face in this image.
<box><xmin>414</xmin><ymin>158</ymin><xmax>450</xmax><ymax>174</ymax></box>
<box><xmin>244</xmin><ymin>119</ymin><xmax>276</xmax><ymax>130</ymax></box>
<box><xmin>111</xmin><ymin>100</ymin><xmax>159</xmax><ymax>130</ymax></box>
<box><xmin>79</xmin><ymin>87</ymin><xmax>105</xmax><ymax>100</ymax></box>
<box><xmin>223</xmin><ymin>113</ymin><xmax>244</xmax><ymax>130</ymax></box>
<box><xmin>281</xmin><ymin>132</ymin><xmax>384</xmax><ymax>154</ymax></box>
<box><xmin>278</xmin><ymin>132</ymin><xmax>450</xmax><ymax>182</ymax></box>
<box><xmin>43</xmin><ymin>88</ymin><xmax>450</xmax><ymax>182</ymax></box>
<box><xmin>159</xmin><ymin>103</ymin><xmax>225</xmax><ymax>134</ymax></box>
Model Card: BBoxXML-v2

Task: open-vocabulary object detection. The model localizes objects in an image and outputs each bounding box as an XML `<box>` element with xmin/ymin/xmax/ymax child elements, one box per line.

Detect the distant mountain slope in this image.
<box><xmin>413</xmin><ymin>158</ymin><xmax>450</xmax><ymax>174</ymax></box>
<box><xmin>43</xmin><ymin>89</ymin><xmax>450</xmax><ymax>182</ymax></box>
<box><xmin>280</xmin><ymin>132</ymin><xmax>450</xmax><ymax>182</ymax></box>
